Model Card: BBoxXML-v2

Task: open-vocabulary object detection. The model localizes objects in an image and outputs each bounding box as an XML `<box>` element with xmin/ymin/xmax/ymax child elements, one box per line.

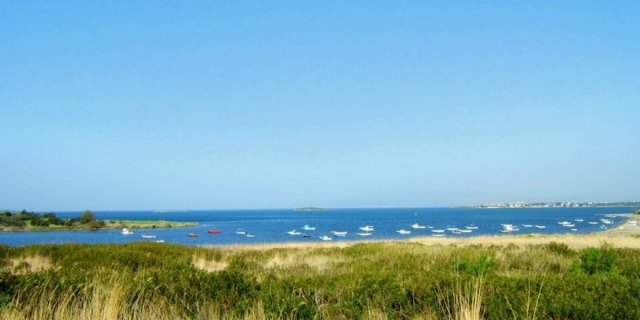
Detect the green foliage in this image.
<box><xmin>79</xmin><ymin>210</ymin><xmax>96</xmax><ymax>223</ymax></box>
<box><xmin>453</xmin><ymin>253</ymin><xmax>495</xmax><ymax>276</ymax></box>
<box><xmin>544</xmin><ymin>241</ymin><xmax>576</xmax><ymax>257</ymax></box>
<box><xmin>574</xmin><ymin>243</ymin><xmax>618</xmax><ymax>275</ymax></box>
<box><xmin>1</xmin><ymin>242</ymin><xmax>640</xmax><ymax>318</ymax></box>
<box><xmin>0</xmin><ymin>210</ymin><xmax>105</xmax><ymax>230</ymax></box>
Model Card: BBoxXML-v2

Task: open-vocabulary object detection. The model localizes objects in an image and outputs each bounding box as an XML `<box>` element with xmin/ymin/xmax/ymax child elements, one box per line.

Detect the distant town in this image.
<box><xmin>465</xmin><ymin>201</ymin><xmax>640</xmax><ymax>209</ymax></box>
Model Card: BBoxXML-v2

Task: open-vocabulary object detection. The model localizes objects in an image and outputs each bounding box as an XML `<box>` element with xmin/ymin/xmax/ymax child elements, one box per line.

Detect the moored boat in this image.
<box><xmin>207</xmin><ymin>229</ymin><xmax>222</xmax><ymax>234</ymax></box>
<box><xmin>287</xmin><ymin>230</ymin><xmax>301</xmax><ymax>236</ymax></box>
<box><xmin>500</xmin><ymin>224</ymin><xmax>519</xmax><ymax>233</ymax></box>
<box><xmin>319</xmin><ymin>235</ymin><xmax>332</xmax><ymax>241</ymax></box>
<box><xmin>331</xmin><ymin>230</ymin><xmax>347</xmax><ymax>237</ymax></box>
<box><xmin>121</xmin><ymin>228</ymin><xmax>134</xmax><ymax>235</ymax></box>
<box><xmin>411</xmin><ymin>223</ymin><xmax>426</xmax><ymax>229</ymax></box>
<box><xmin>302</xmin><ymin>224</ymin><xmax>316</xmax><ymax>231</ymax></box>
<box><xmin>359</xmin><ymin>226</ymin><xmax>374</xmax><ymax>232</ymax></box>
<box><xmin>141</xmin><ymin>234</ymin><xmax>156</xmax><ymax>239</ymax></box>
<box><xmin>396</xmin><ymin>229</ymin><xmax>411</xmax><ymax>234</ymax></box>
<box><xmin>188</xmin><ymin>233</ymin><xmax>198</xmax><ymax>237</ymax></box>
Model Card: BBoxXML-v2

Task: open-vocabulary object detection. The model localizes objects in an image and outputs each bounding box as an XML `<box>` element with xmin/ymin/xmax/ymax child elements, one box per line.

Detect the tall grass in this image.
<box><xmin>1</xmin><ymin>241</ymin><xmax>639</xmax><ymax>319</ymax></box>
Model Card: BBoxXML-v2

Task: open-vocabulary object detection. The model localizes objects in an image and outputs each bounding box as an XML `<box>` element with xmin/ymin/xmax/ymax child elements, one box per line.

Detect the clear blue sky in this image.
<box><xmin>2</xmin><ymin>1</ymin><xmax>639</xmax><ymax>211</ymax></box>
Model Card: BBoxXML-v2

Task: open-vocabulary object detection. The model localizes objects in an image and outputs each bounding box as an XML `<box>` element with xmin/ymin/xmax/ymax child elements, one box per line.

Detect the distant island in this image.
<box><xmin>293</xmin><ymin>207</ymin><xmax>327</xmax><ymax>212</ymax></box>
<box><xmin>464</xmin><ymin>201</ymin><xmax>640</xmax><ymax>209</ymax></box>
<box><xmin>0</xmin><ymin>210</ymin><xmax>197</xmax><ymax>231</ymax></box>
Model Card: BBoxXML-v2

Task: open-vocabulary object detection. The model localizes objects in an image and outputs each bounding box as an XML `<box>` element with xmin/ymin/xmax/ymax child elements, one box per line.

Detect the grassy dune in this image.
<box><xmin>1</xmin><ymin>230</ymin><xmax>640</xmax><ymax>319</ymax></box>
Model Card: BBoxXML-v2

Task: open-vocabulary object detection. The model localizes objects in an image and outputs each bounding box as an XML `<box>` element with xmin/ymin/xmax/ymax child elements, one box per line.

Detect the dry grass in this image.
<box><xmin>264</xmin><ymin>249</ymin><xmax>345</xmax><ymax>272</ymax></box>
<box><xmin>437</xmin><ymin>276</ymin><xmax>485</xmax><ymax>320</ymax></box>
<box><xmin>9</xmin><ymin>254</ymin><xmax>53</xmax><ymax>274</ymax></box>
<box><xmin>192</xmin><ymin>254</ymin><xmax>227</xmax><ymax>272</ymax></box>
<box><xmin>455</xmin><ymin>277</ymin><xmax>484</xmax><ymax>320</ymax></box>
<box><xmin>410</xmin><ymin>233</ymin><xmax>640</xmax><ymax>250</ymax></box>
<box><xmin>0</xmin><ymin>272</ymin><xmax>233</xmax><ymax>320</ymax></box>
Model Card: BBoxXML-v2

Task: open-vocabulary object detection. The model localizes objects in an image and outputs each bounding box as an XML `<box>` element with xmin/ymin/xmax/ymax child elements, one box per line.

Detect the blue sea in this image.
<box><xmin>1</xmin><ymin>207</ymin><xmax>637</xmax><ymax>246</ymax></box>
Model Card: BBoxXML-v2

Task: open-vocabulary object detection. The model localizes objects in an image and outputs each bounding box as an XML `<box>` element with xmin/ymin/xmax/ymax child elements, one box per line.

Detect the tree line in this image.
<box><xmin>0</xmin><ymin>210</ymin><xmax>105</xmax><ymax>229</ymax></box>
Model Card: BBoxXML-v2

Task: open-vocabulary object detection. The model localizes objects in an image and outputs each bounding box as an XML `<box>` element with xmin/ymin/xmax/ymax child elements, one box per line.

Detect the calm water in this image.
<box><xmin>0</xmin><ymin>207</ymin><xmax>636</xmax><ymax>246</ymax></box>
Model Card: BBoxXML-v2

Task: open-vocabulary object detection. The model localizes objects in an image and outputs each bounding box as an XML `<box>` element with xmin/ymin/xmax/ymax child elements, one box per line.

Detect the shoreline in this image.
<box><xmin>209</xmin><ymin>214</ymin><xmax>640</xmax><ymax>251</ymax></box>
<box><xmin>0</xmin><ymin>220</ymin><xmax>198</xmax><ymax>232</ymax></box>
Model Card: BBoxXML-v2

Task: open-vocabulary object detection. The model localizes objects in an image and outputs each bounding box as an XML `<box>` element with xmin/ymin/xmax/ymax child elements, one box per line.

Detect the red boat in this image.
<box><xmin>207</xmin><ymin>229</ymin><xmax>222</xmax><ymax>234</ymax></box>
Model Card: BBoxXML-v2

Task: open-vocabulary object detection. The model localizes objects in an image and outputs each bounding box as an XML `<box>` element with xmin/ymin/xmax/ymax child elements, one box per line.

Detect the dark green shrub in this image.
<box><xmin>453</xmin><ymin>253</ymin><xmax>495</xmax><ymax>275</ymax></box>
<box><xmin>545</xmin><ymin>241</ymin><xmax>576</xmax><ymax>257</ymax></box>
<box><xmin>576</xmin><ymin>244</ymin><xmax>618</xmax><ymax>275</ymax></box>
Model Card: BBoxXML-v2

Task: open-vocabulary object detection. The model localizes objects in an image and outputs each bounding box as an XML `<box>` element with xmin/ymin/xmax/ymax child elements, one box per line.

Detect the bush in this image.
<box><xmin>575</xmin><ymin>244</ymin><xmax>618</xmax><ymax>275</ymax></box>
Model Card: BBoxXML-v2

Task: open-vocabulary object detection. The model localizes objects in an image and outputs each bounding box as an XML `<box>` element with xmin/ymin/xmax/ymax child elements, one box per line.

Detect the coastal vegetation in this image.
<box><xmin>1</xmin><ymin>240</ymin><xmax>640</xmax><ymax>319</ymax></box>
<box><xmin>0</xmin><ymin>210</ymin><xmax>196</xmax><ymax>231</ymax></box>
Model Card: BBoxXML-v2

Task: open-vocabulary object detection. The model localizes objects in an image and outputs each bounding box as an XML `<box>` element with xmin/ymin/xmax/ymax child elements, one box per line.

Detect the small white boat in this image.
<box><xmin>465</xmin><ymin>225</ymin><xmax>478</xmax><ymax>230</ymax></box>
<box><xmin>245</xmin><ymin>234</ymin><xmax>256</xmax><ymax>238</ymax></box>
<box><xmin>155</xmin><ymin>240</ymin><xmax>165</xmax><ymax>243</ymax></box>
<box><xmin>574</xmin><ymin>218</ymin><xmax>584</xmax><ymax>222</ymax></box>
<box><xmin>357</xmin><ymin>232</ymin><xmax>372</xmax><ymax>236</ymax></box>
<box><xmin>302</xmin><ymin>224</ymin><xmax>316</xmax><ymax>231</ymax></box>
<box><xmin>235</xmin><ymin>230</ymin><xmax>248</xmax><ymax>235</ymax></box>
<box><xmin>535</xmin><ymin>225</ymin><xmax>546</xmax><ymax>229</ymax></box>
<box><xmin>331</xmin><ymin>231</ymin><xmax>347</xmax><ymax>237</ymax></box>
<box><xmin>431</xmin><ymin>229</ymin><xmax>445</xmax><ymax>233</ymax></box>
<box><xmin>121</xmin><ymin>228</ymin><xmax>134</xmax><ymax>235</ymax></box>
<box><xmin>500</xmin><ymin>224</ymin><xmax>519</xmax><ymax>233</ymax></box>
<box><xmin>141</xmin><ymin>234</ymin><xmax>156</xmax><ymax>239</ymax></box>
<box><xmin>287</xmin><ymin>230</ymin><xmax>301</xmax><ymax>236</ymax></box>
<box><xmin>359</xmin><ymin>226</ymin><xmax>374</xmax><ymax>232</ymax></box>
<box><xmin>459</xmin><ymin>229</ymin><xmax>472</xmax><ymax>233</ymax></box>
<box><xmin>411</xmin><ymin>223</ymin><xmax>426</xmax><ymax>229</ymax></box>
<box><xmin>561</xmin><ymin>223</ymin><xmax>575</xmax><ymax>227</ymax></box>
<box><xmin>446</xmin><ymin>226</ymin><xmax>459</xmax><ymax>231</ymax></box>
<box><xmin>432</xmin><ymin>233</ymin><xmax>446</xmax><ymax>237</ymax></box>
<box><xmin>396</xmin><ymin>229</ymin><xmax>411</xmax><ymax>234</ymax></box>
<box><xmin>600</xmin><ymin>225</ymin><xmax>608</xmax><ymax>230</ymax></box>
<box><xmin>600</xmin><ymin>219</ymin><xmax>613</xmax><ymax>224</ymax></box>
<box><xmin>522</xmin><ymin>224</ymin><xmax>533</xmax><ymax>228</ymax></box>
<box><xmin>570</xmin><ymin>228</ymin><xmax>577</xmax><ymax>232</ymax></box>
<box><xmin>319</xmin><ymin>235</ymin><xmax>332</xmax><ymax>241</ymax></box>
<box><xmin>588</xmin><ymin>221</ymin><xmax>598</xmax><ymax>225</ymax></box>
<box><xmin>451</xmin><ymin>229</ymin><xmax>462</xmax><ymax>235</ymax></box>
